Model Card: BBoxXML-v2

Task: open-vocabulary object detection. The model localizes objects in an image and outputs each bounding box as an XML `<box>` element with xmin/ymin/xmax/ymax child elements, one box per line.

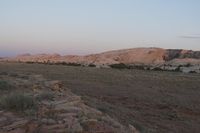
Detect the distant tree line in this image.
<box><xmin>22</xmin><ymin>60</ymin><xmax>197</xmax><ymax>73</ymax></box>
<box><xmin>23</xmin><ymin>60</ymin><xmax>97</xmax><ymax>67</ymax></box>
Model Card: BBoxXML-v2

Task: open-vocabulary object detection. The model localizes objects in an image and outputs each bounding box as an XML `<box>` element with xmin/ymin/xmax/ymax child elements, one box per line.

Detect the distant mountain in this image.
<box><xmin>1</xmin><ymin>47</ymin><xmax>200</xmax><ymax>73</ymax></box>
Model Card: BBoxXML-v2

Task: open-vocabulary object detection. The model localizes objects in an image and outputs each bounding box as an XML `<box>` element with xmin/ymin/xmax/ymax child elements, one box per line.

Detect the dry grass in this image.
<box><xmin>0</xmin><ymin>92</ymin><xmax>37</xmax><ymax>112</ymax></box>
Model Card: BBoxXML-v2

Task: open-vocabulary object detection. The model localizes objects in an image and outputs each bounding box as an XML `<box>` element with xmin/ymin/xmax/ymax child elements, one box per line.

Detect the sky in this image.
<box><xmin>0</xmin><ymin>0</ymin><xmax>200</xmax><ymax>56</ymax></box>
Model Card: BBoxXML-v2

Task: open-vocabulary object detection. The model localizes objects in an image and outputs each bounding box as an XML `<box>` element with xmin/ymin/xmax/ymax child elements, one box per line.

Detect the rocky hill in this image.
<box><xmin>1</xmin><ymin>47</ymin><xmax>200</xmax><ymax>73</ymax></box>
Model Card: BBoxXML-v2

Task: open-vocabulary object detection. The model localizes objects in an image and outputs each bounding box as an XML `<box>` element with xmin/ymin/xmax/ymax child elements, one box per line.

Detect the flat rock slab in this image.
<box><xmin>2</xmin><ymin>120</ymin><xmax>28</xmax><ymax>131</ymax></box>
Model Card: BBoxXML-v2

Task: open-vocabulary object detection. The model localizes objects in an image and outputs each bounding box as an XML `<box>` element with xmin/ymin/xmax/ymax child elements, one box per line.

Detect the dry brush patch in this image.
<box><xmin>0</xmin><ymin>92</ymin><xmax>37</xmax><ymax>113</ymax></box>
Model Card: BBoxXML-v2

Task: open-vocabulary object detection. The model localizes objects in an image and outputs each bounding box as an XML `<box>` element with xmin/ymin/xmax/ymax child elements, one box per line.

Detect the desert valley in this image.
<box><xmin>0</xmin><ymin>47</ymin><xmax>200</xmax><ymax>133</ymax></box>
<box><xmin>1</xmin><ymin>1</ymin><xmax>200</xmax><ymax>132</ymax></box>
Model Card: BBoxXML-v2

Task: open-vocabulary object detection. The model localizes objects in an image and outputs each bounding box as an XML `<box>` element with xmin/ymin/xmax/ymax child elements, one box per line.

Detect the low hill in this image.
<box><xmin>1</xmin><ymin>47</ymin><xmax>200</xmax><ymax>73</ymax></box>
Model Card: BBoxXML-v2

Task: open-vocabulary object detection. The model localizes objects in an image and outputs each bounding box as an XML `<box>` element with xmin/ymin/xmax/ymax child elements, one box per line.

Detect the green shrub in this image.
<box><xmin>185</xmin><ymin>63</ymin><xmax>191</xmax><ymax>67</ymax></box>
<box><xmin>66</xmin><ymin>62</ymin><xmax>82</xmax><ymax>66</ymax></box>
<box><xmin>55</xmin><ymin>62</ymin><xmax>67</xmax><ymax>65</ymax></box>
<box><xmin>25</xmin><ymin>61</ymin><xmax>34</xmax><ymax>64</ymax></box>
<box><xmin>109</xmin><ymin>63</ymin><xmax>129</xmax><ymax>69</ymax></box>
<box><xmin>0</xmin><ymin>80</ymin><xmax>11</xmax><ymax>91</ymax></box>
<box><xmin>189</xmin><ymin>71</ymin><xmax>197</xmax><ymax>73</ymax></box>
<box><xmin>0</xmin><ymin>93</ymin><xmax>37</xmax><ymax>112</ymax></box>
<box><xmin>54</xmin><ymin>62</ymin><xmax>82</xmax><ymax>66</ymax></box>
<box><xmin>88</xmin><ymin>64</ymin><xmax>96</xmax><ymax>67</ymax></box>
<box><xmin>174</xmin><ymin>66</ymin><xmax>181</xmax><ymax>72</ymax></box>
<box><xmin>152</xmin><ymin>67</ymin><xmax>163</xmax><ymax>71</ymax></box>
<box><xmin>132</xmin><ymin>65</ymin><xmax>145</xmax><ymax>70</ymax></box>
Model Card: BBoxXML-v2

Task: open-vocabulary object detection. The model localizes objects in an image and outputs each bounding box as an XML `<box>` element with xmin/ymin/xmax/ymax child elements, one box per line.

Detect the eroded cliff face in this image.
<box><xmin>164</xmin><ymin>49</ymin><xmax>200</xmax><ymax>61</ymax></box>
<box><xmin>1</xmin><ymin>47</ymin><xmax>200</xmax><ymax>73</ymax></box>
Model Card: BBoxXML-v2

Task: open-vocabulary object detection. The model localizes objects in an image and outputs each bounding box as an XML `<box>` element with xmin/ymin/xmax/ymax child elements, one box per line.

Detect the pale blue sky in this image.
<box><xmin>0</xmin><ymin>0</ymin><xmax>200</xmax><ymax>56</ymax></box>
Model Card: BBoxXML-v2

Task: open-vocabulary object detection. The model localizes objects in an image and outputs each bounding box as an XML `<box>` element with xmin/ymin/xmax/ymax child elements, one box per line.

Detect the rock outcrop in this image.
<box><xmin>0</xmin><ymin>72</ymin><xmax>138</xmax><ymax>133</ymax></box>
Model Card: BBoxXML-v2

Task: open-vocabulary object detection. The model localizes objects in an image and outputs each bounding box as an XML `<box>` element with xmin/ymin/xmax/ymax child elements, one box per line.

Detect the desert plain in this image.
<box><xmin>0</xmin><ymin>62</ymin><xmax>199</xmax><ymax>133</ymax></box>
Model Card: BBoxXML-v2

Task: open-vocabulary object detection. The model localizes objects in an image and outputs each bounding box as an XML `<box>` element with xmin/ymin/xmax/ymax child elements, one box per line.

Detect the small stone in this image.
<box><xmin>0</xmin><ymin>117</ymin><xmax>7</xmax><ymax>122</ymax></box>
<box><xmin>47</xmin><ymin>119</ymin><xmax>56</xmax><ymax>125</ymax></box>
<box><xmin>58</xmin><ymin>120</ymin><xmax>63</xmax><ymax>124</ymax></box>
<box><xmin>41</xmin><ymin>118</ymin><xmax>56</xmax><ymax>125</ymax></box>
<box><xmin>129</xmin><ymin>124</ymin><xmax>140</xmax><ymax>133</ymax></box>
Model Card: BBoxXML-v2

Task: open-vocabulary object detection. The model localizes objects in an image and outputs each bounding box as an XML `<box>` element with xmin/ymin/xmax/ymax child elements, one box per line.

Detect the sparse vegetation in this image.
<box><xmin>52</xmin><ymin>62</ymin><xmax>82</xmax><ymax>66</ymax></box>
<box><xmin>0</xmin><ymin>63</ymin><xmax>200</xmax><ymax>133</ymax></box>
<box><xmin>54</xmin><ymin>62</ymin><xmax>68</xmax><ymax>65</ymax></box>
<box><xmin>109</xmin><ymin>63</ymin><xmax>149</xmax><ymax>70</ymax></box>
<box><xmin>65</xmin><ymin>62</ymin><xmax>82</xmax><ymax>66</ymax></box>
<box><xmin>152</xmin><ymin>67</ymin><xmax>163</xmax><ymax>71</ymax></box>
<box><xmin>131</xmin><ymin>65</ymin><xmax>146</xmax><ymax>70</ymax></box>
<box><xmin>185</xmin><ymin>63</ymin><xmax>191</xmax><ymax>67</ymax></box>
<box><xmin>189</xmin><ymin>71</ymin><xmax>197</xmax><ymax>73</ymax></box>
<box><xmin>109</xmin><ymin>63</ymin><xmax>129</xmax><ymax>69</ymax></box>
<box><xmin>23</xmin><ymin>60</ymin><xmax>83</xmax><ymax>67</ymax></box>
<box><xmin>88</xmin><ymin>64</ymin><xmax>96</xmax><ymax>67</ymax></box>
<box><xmin>0</xmin><ymin>92</ymin><xmax>37</xmax><ymax>112</ymax></box>
<box><xmin>0</xmin><ymin>80</ymin><xmax>11</xmax><ymax>91</ymax></box>
<box><xmin>25</xmin><ymin>61</ymin><xmax>35</xmax><ymax>64</ymax></box>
